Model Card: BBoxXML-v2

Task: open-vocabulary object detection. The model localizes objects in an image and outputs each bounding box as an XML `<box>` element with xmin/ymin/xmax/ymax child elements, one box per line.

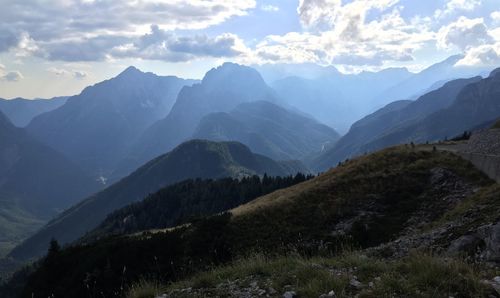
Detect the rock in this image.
<box><xmin>283</xmin><ymin>291</ymin><xmax>297</xmax><ymax>298</ymax></box>
<box><xmin>319</xmin><ymin>290</ymin><xmax>336</xmax><ymax>298</ymax></box>
<box><xmin>268</xmin><ymin>287</ymin><xmax>277</xmax><ymax>295</ymax></box>
<box><xmin>350</xmin><ymin>278</ymin><xmax>364</xmax><ymax>289</ymax></box>
<box><xmin>447</xmin><ymin>234</ymin><xmax>483</xmax><ymax>256</ymax></box>
<box><xmin>478</xmin><ymin>223</ymin><xmax>500</xmax><ymax>262</ymax></box>
<box><xmin>368</xmin><ymin>282</ymin><xmax>374</xmax><ymax>288</ymax></box>
<box><xmin>492</xmin><ymin>277</ymin><xmax>500</xmax><ymax>294</ymax></box>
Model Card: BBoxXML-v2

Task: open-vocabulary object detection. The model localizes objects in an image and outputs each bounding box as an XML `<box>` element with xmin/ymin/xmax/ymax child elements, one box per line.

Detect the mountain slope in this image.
<box><xmin>271</xmin><ymin>68</ymin><xmax>413</xmax><ymax>132</ymax></box>
<box><xmin>313</xmin><ymin>75</ymin><xmax>483</xmax><ymax>171</ymax></box>
<box><xmin>193</xmin><ymin>101</ymin><xmax>339</xmax><ymax>161</ymax></box>
<box><xmin>361</xmin><ymin>69</ymin><xmax>500</xmax><ymax>154</ymax></box>
<box><xmin>85</xmin><ymin>174</ymin><xmax>312</xmax><ymax>241</ymax></box>
<box><xmin>0</xmin><ymin>97</ymin><xmax>67</xmax><ymax>127</ymax></box>
<box><xmin>26</xmin><ymin>67</ymin><xmax>195</xmax><ymax>181</ymax></box>
<box><xmin>0</xmin><ymin>111</ymin><xmax>100</xmax><ymax>256</ymax></box>
<box><xmin>8</xmin><ymin>140</ymin><xmax>306</xmax><ymax>261</ymax></box>
<box><xmin>124</xmin><ymin>63</ymin><xmax>281</xmax><ymax>175</ymax></box>
<box><xmin>375</xmin><ymin>55</ymin><xmax>491</xmax><ymax>107</ymax></box>
<box><xmin>10</xmin><ymin>145</ymin><xmax>498</xmax><ymax>297</ymax></box>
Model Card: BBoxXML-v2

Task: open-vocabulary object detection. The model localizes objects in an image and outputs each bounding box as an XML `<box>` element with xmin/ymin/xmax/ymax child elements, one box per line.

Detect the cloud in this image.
<box><xmin>261</xmin><ymin>5</ymin><xmax>279</xmax><ymax>12</ymax></box>
<box><xmin>251</xmin><ymin>1</ymin><xmax>432</xmax><ymax>68</ymax></box>
<box><xmin>47</xmin><ymin>67</ymin><xmax>89</xmax><ymax>79</ymax></box>
<box><xmin>456</xmin><ymin>42</ymin><xmax>500</xmax><ymax>66</ymax></box>
<box><xmin>434</xmin><ymin>0</ymin><xmax>482</xmax><ymax>19</ymax></box>
<box><xmin>0</xmin><ymin>0</ymin><xmax>255</xmax><ymax>61</ymax></box>
<box><xmin>111</xmin><ymin>25</ymin><xmax>248</xmax><ymax>62</ymax></box>
<box><xmin>1</xmin><ymin>71</ymin><xmax>23</xmax><ymax>82</ymax></box>
<box><xmin>437</xmin><ymin>17</ymin><xmax>493</xmax><ymax>50</ymax></box>
<box><xmin>492</xmin><ymin>11</ymin><xmax>500</xmax><ymax>25</ymax></box>
<box><xmin>73</xmin><ymin>71</ymin><xmax>88</xmax><ymax>79</ymax></box>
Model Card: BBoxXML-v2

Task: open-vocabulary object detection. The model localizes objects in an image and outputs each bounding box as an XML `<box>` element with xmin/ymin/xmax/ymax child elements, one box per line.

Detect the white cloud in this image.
<box><xmin>47</xmin><ymin>67</ymin><xmax>89</xmax><ymax>79</ymax></box>
<box><xmin>0</xmin><ymin>0</ymin><xmax>256</xmax><ymax>61</ymax></box>
<box><xmin>434</xmin><ymin>0</ymin><xmax>482</xmax><ymax>19</ymax></box>
<box><xmin>456</xmin><ymin>42</ymin><xmax>500</xmax><ymax>66</ymax></box>
<box><xmin>250</xmin><ymin>0</ymin><xmax>433</xmax><ymax>68</ymax></box>
<box><xmin>492</xmin><ymin>11</ymin><xmax>500</xmax><ymax>25</ymax></box>
<box><xmin>437</xmin><ymin>17</ymin><xmax>493</xmax><ymax>50</ymax></box>
<box><xmin>110</xmin><ymin>25</ymin><xmax>250</xmax><ymax>62</ymax></box>
<box><xmin>261</xmin><ymin>4</ymin><xmax>279</xmax><ymax>12</ymax></box>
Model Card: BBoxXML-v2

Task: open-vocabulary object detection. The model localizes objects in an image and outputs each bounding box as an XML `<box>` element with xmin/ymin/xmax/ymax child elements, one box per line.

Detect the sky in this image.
<box><xmin>1</xmin><ymin>0</ymin><xmax>500</xmax><ymax>99</ymax></box>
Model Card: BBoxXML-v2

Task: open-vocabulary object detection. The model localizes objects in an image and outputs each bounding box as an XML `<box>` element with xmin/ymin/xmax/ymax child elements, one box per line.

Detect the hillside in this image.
<box><xmin>361</xmin><ymin>68</ymin><xmax>500</xmax><ymax>155</ymax></box>
<box><xmin>8</xmin><ymin>140</ymin><xmax>306</xmax><ymax>262</ymax></box>
<box><xmin>0</xmin><ymin>97</ymin><xmax>67</xmax><ymax>127</ymax></box>
<box><xmin>0</xmin><ymin>111</ymin><xmax>100</xmax><ymax>257</ymax></box>
<box><xmin>27</xmin><ymin>67</ymin><xmax>195</xmax><ymax>181</ymax></box>
<box><xmin>85</xmin><ymin>174</ymin><xmax>313</xmax><ymax>242</ymax></box>
<box><xmin>193</xmin><ymin>101</ymin><xmax>339</xmax><ymax>161</ymax></box>
<box><xmin>123</xmin><ymin>63</ymin><xmax>283</xmax><ymax>175</ymax></box>
<box><xmin>313</xmin><ymin>76</ymin><xmax>483</xmax><ymax>171</ymax></box>
<box><xmin>8</xmin><ymin>145</ymin><xmax>500</xmax><ymax>297</ymax></box>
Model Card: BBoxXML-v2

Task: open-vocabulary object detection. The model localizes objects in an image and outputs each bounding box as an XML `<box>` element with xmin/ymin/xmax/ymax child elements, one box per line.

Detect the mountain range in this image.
<box><xmin>311</xmin><ymin>74</ymin><xmax>487</xmax><ymax>171</ymax></box>
<box><xmin>0</xmin><ymin>97</ymin><xmax>67</xmax><ymax>127</ymax></box>
<box><xmin>26</xmin><ymin>67</ymin><xmax>196</xmax><ymax>181</ymax></box>
<box><xmin>8</xmin><ymin>139</ymin><xmax>307</xmax><ymax>261</ymax></box>
<box><xmin>193</xmin><ymin>100</ymin><xmax>339</xmax><ymax>161</ymax></box>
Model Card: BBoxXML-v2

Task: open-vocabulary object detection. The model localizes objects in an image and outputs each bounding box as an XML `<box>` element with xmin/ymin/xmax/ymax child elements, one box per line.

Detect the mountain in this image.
<box><xmin>0</xmin><ymin>97</ymin><xmax>68</xmax><ymax>127</ymax></box>
<box><xmin>363</xmin><ymin>68</ymin><xmax>500</xmax><ymax>151</ymax></box>
<box><xmin>122</xmin><ymin>63</ymin><xmax>282</xmax><ymax>175</ymax></box>
<box><xmin>193</xmin><ymin>101</ymin><xmax>340</xmax><ymax>161</ymax></box>
<box><xmin>0</xmin><ymin>110</ymin><xmax>99</xmax><ymax>256</ymax></box>
<box><xmin>313</xmin><ymin>75</ymin><xmax>483</xmax><ymax>171</ymax></box>
<box><xmin>26</xmin><ymin>67</ymin><xmax>195</xmax><ymax>181</ymax></box>
<box><xmin>271</xmin><ymin>67</ymin><xmax>413</xmax><ymax>132</ymax></box>
<box><xmin>8</xmin><ymin>139</ymin><xmax>306</xmax><ymax>262</ymax></box>
<box><xmin>375</xmin><ymin>55</ymin><xmax>492</xmax><ymax>108</ymax></box>
<box><xmin>9</xmin><ymin>144</ymin><xmax>499</xmax><ymax>297</ymax></box>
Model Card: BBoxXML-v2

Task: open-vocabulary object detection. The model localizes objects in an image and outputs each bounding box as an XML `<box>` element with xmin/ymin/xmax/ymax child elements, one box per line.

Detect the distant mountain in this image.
<box><xmin>254</xmin><ymin>63</ymin><xmax>342</xmax><ymax>83</ymax></box>
<box><xmin>0</xmin><ymin>111</ymin><xmax>99</xmax><ymax>256</ymax></box>
<box><xmin>271</xmin><ymin>67</ymin><xmax>414</xmax><ymax>133</ymax></box>
<box><xmin>26</xmin><ymin>67</ymin><xmax>195</xmax><ymax>180</ymax></box>
<box><xmin>364</xmin><ymin>68</ymin><xmax>500</xmax><ymax>150</ymax></box>
<box><xmin>375</xmin><ymin>55</ymin><xmax>492</xmax><ymax>108</ymax></box>
<box><xmin>193</xmin><ymin>100</ymin><xmax>339</xmax><ymax>161</ymax></box>
<box><xmin>0</xmin><ymin>97</ymin><xmax>67</xmax><ymax>127</ymax></box>
<box><xmin>313</xmin><ymin>76</ymin><xmax>483</xmax><ymax>171</ymax></box>
<box><xmin>312</xmin><ymin>76</ymin><xmax>483</xmax><ymax>171</ymax></box>
<box><xmin>123</xmin><ymin>63</ymin><xmax>282</xmax><ymax>176</ymax></box>
<box><xmin>8</xmin><ymin>139</ymin><xmax>306</xmax><ymax>261</ymax></box>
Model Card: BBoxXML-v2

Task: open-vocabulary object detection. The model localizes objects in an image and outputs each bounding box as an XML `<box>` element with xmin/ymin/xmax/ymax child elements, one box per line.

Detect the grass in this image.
<box><xmin>126</xmin><ymin>280</ymin><xmax>167</xmax><ymax>298</ymax></box>
<box><xmin>134</xmin><ymin>252</ymin><xmax>494</xmax><ymax>298</ymax></box>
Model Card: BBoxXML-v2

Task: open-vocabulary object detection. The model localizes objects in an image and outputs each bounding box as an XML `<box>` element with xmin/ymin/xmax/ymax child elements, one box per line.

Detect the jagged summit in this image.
<box><xmin>202</xmin><ymin>62</ymin><xmax>267</xmax><ymax>88</ymax></box>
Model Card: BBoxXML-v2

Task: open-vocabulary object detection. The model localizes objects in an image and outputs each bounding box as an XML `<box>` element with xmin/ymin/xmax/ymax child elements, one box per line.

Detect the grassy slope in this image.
<box><xmin>147</xmin><ymin>253</ymin><xmax>496</xmax><ymax>298</ymax></box>
<box><xmin>128</xmin><ymin>146</ymin><xmax>500</xmax><ymax>297</ymax></box>
<box><xmin>15</xmin><ymin>146</ymin><xmax>499</xmax><ymax>297</ymax></box>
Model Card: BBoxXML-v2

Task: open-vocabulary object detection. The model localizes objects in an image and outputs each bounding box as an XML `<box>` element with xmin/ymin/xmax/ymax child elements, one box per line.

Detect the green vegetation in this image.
<box><xmin>135</xmin><ymin>252</ymin><xmax>493</xmax><ymax>298</ymax></box>
<box><xmin>87</xmin><ymin>174</ymin><xmax>313</xmax><ymax>240</ymax></box>
<box><xmin>3</xmin><ymin>147</ymin><xmax>497</xmax><ymax>297</ymax></box>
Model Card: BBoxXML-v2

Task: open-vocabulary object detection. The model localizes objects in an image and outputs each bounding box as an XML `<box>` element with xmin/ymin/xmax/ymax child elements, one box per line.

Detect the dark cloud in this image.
<box><xmin>1</xmin><ymin>71</ymin><xmax>23</xmax><ymax>82</ymax></box>
<box><xmin>0</xmin><ymin>27</ymin><xmax>19</xmax><ymax>52</ymax></box>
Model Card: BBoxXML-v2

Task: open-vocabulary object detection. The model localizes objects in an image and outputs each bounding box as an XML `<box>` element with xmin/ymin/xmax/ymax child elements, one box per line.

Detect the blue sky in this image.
<box><xmin>1</xmin><ymin>0</ymin><xmax>499</xmax><ymax>98</ymax></box>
